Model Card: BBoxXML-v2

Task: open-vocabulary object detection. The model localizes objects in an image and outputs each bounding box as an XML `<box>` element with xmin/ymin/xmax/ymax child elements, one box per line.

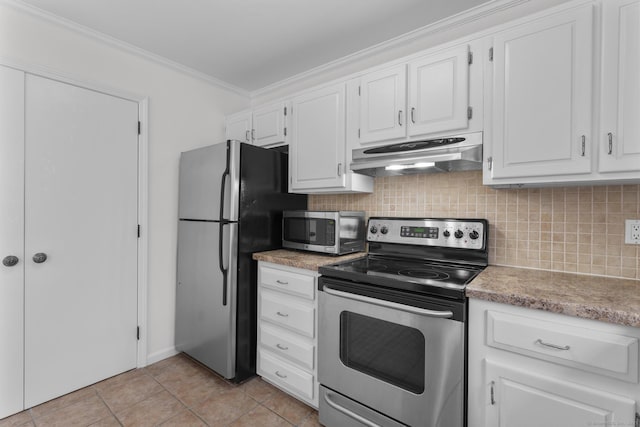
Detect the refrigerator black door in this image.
<box><xmin>234</xmin><ymin>144</ymin><xmax>307</xmax><ymax>381</ymax></box>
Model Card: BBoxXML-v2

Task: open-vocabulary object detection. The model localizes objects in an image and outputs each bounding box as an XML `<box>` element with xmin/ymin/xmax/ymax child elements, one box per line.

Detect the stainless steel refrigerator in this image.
<box><xmin>175</xmin><ymin>140</ymin><xmax>307</xmax><ymax>382</ymax></box>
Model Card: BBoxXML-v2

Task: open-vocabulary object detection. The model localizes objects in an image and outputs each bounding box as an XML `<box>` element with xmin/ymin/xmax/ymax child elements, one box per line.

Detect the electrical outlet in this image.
<box><xmin>625</xmin><ymin>220</ymin><xmax>640</xmax><ymax>245</ymax></box>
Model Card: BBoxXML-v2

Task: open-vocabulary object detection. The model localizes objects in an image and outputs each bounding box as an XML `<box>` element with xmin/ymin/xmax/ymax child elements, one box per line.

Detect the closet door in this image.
<box><xmin>0</xmin><ymin>66</ymin><xmax>25</xmax><ymax>419</ymax></box>
<box><xmin>24</xmin><ymin>75</ymin><xmax>139</xmax><ymax>407</ymax></box>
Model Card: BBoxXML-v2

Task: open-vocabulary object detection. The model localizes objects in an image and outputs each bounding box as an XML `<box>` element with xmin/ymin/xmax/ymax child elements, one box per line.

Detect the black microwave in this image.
<box><xmin>282</xmin><ymin>211</ymin><xmax>366</xmax><ymax>255</ymax></box>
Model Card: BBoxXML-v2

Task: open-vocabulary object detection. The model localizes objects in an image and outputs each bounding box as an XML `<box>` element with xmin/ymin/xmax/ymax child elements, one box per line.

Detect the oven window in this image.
<box><xmin>339</xmin><ymin>312</ymin><xmax>425</xmax><ymax>394</ymax></box>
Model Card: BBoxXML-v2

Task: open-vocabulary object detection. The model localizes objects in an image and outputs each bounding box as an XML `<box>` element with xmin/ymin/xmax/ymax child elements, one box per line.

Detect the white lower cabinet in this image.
<box><xmin>257</xmin><ymin>262</ymin><xmax>319</xmax><ymax>408</ymax></box>
<box><xmin>468</xmin><ymin>299</ymin><xmax>640</xmax><ymax>427</ymax></box>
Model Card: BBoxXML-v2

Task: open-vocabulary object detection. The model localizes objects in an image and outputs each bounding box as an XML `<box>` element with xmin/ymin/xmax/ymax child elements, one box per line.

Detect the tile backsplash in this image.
<box><xmin>309</xmin><ymin>171</ymin><xmax>640</xmax><ymax>280</ymax></box>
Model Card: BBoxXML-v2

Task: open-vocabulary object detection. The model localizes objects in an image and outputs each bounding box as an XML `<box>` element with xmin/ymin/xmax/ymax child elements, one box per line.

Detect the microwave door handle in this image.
<box><xmin>323</xmin><ymin>286</ymin><xmax>454</xmax><ymax>318</ymax></box>
<box><xmin>324</xmin><ymin>392</ymin><xmax>382</xmax><ymax>427</ymax></box>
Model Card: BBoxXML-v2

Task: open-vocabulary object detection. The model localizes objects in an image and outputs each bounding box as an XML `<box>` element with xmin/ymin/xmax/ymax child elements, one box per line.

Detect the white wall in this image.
<box><xmin>0</xmin><ymin>3</ymin><xmax>250</xmax><ymax>363</ymax></box>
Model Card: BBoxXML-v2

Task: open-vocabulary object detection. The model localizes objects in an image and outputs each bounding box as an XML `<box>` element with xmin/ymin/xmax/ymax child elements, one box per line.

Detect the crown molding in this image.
<box><xmin>251</xmin><ymin>0</ymin><xmax>529</xmax><ymax>98</ymax></box>
<box><xmin>1</xmin><ymin>0</ymin><xmax>250</xmax><ymax>98</ymax></box>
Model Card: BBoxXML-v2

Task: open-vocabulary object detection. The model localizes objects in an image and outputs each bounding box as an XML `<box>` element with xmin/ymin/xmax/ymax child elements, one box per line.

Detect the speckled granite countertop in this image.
<box><xmin>467</xmin><ymin>265</ymin><xmax>640</xmax><ymax>327</ymax></box>
<box><xmin>252</xmin><ymin>249</ymin><xmax>365</xmax><ymax>271</ymax></box>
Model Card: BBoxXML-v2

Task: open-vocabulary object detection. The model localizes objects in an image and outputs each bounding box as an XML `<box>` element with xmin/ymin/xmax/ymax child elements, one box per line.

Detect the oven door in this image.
<box><xmin>319</xmin><ymin>278</ymin><xmax>465</xmax><ymax>427</ymax></box>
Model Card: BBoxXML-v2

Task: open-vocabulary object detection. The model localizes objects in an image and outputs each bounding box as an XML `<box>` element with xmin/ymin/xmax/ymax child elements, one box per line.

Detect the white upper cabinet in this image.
<box><xmin>252</xmin><ymin>101</ymin><xmax>290</xmax><ymax>147</ymax></box>
<box><xmin>358</xmin><ymin>44</ymin><xmax>473</xmax><ymax>146</ymax></box>
<box><xmin>290</xmin><ymin>83</ymin><xmax>347</xmax><ymax>191</ymax></box>
<box><xmin>598</xmin><ymin>0</ymin><xmax>640</xmax><ymax>173</ymax></box>
<box><xmin>408</xmin><ymin>44</ymin><xmax>470</xmax><ymax>136</ymax></box>
<box><xmin>225</xmin><ymin>109</ymin><xmax>252</xmax><ymax>144</ymax></box>
<box><xmin>486</xmin><ymin>4</ymin><xmax>594</xmax><ymax>182</ymax></box>
<box><xmin>359</xmin><ymin>65</ymin><xmax>407</xmax><ymax>143</ymax></box>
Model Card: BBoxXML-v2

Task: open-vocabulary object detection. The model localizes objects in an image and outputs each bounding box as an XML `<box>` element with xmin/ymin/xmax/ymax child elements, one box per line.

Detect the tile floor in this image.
<box><xmin>0</xmin><ymin>354</ymin><xmax>321</xmax><ymax>427</ymax></box>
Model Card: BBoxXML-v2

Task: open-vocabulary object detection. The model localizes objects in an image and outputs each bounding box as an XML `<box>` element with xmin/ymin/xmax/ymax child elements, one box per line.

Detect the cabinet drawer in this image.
<box><xmin>260</xmin><ymin>265</ymin><xmax>315</xmax><ymax>300</ymax></box>
<box><xmin>260</xmin><ymin>291</ymin><xmax>315</xmax><ymax>337</ymax></box>
<box><xmin>260</xmin><ymin>323</ymin><xmax>314</xmax><ymax>370</ymax></box>
<box><xmin>259</xmin><ymin>350</ymin><xmax>314</xmax><ymax>401</ymax></box>
<box><xmin>487</xmin><ymin>310</ymin><xmax>639</xmax><ymax>382</ymax></box>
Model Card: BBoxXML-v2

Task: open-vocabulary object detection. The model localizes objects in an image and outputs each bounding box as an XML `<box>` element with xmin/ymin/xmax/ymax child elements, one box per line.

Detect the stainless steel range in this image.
<box><xmin>318</xmin><ymin>217</ymin><xmax>488</xmax><ymax>427</ymax></box>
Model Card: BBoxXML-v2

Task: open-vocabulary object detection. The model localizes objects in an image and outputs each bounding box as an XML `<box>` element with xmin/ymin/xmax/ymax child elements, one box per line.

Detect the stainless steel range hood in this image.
<box><xmin>351</xmin><ymin>132</ymin><xmax>483</xmax><ymax>177</ymax></box>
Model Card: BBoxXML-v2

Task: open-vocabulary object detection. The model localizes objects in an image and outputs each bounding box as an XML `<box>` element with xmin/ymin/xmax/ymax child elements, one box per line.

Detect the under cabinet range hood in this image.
<box><xmin>351</xmin><ymin>132</ymin><xmax>483</xmax><ymax>177</ymax></box>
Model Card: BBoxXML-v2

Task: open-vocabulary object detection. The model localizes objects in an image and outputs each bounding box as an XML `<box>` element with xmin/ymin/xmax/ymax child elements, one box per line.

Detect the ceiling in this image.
<box><xmin>17</xmin><ymin>0</ymin><xmax>490</xmax><ymax>92</ymax></box>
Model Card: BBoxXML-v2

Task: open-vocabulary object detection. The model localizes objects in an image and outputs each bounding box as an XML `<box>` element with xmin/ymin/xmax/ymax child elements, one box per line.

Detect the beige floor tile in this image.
<box><xmin>142</xmin><ymin>355</ymin><xmax>185</xmax><ymax>378</ymax></box>
<box><xmin>298</xmin><ymin>411</ymin><xmax>322</xmax><ymax>427</ymax></box>
<box><xmin>192</xmin><ymin>388</ymin><xmax>258</xmax><ymax>427</ymax></box>
<box><xmin>228</xmin><ymin>405</ymin><xmax>293</xmax><ymax>427</ymax></box>
<box><xmin>241</xmin><ymin>377</ymin><xmax>280</xmax><ymax>403</ymax></box>
<box><xmin>92</xmin><ymin>369</ymin><xmax>146</xmax><ymax>394</ymax></box>
<box><xmin>97</xmin><ymin>373</ymin><xmax>163</xmax><ymax>413</ymax></box>
<box><xmin>32</xmin><ymin>394</ymin><xmax>110</xmax><ymax>427</ymax></box>
<box><xmin>87</xmin><ymin>415</ymin><xmax>122</xmax><ymax>426</ymax></box>
<box><xmin>147</xmin><ymin>356</ymin><xmax>205</xmax><ymax>385</ymax></box>
<box><xmin>263</xmin><ymin>389</ymin><xmax>313</xmax><ymax>425</ymax></box>
<box><xmin>0</xmin><ymin>410</ymin><xmax>33</xmax><ymax>427</ymax></box>
<box><xmin>160</xmin><ymin>369</ymin><xmax>232</xmax><ymax>408</ymax></box>
<box><xmin>115</xmin><ymin>390</ymin><xmax>184</xmax><ymax>427</ymax></box>
<box><xmin>30</xmin><ymin>386</ymin><xmax>96</xmax><ymax>419</ymax></box>
<box><xmin>159</xmin><ymin>409</ymin><xmax>206</xmax><ymax>427</ymax></box>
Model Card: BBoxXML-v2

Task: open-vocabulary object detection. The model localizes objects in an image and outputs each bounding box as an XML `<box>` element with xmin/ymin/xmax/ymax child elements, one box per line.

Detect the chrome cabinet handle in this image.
<box><xmin>337</xmin><ymin>163</ymin><xmax>343</xmax><ymax>177</ymax></box>
<box><xmin>276</xmin><ymin>311</ymin><xmax>289</xmax><ymax>317</ymax></box>
<box><xmin>245</xmin><ymin>130</ymin><xmax>250</xmax><ymax>142</ymax></box>
<box><xmin>410</xmin><ymin>107</ymin><xmax>416</xmax><ymax>124</ymax></box>
<box><xmin>324</xmin><ymin>392</ymin><xmax>382</xmax><ymax>427</ymax></box>
<box><xmin>276</xmin><ymin>280</ymin><xmax>288</xmax><ymax>285</ymax></box>
<box><xmin>251</xmin><ymin>129</ymin><xmax>255</xmax><ymax>141</ymax></box>
<box><xmin>276</xmin><ymin>343</ymin><xmax>289</xmax><ymax>351</ymax></box>
<box><xmin>32</xmin><ymin>253</ymin><xmax>47</xmax><ymax>264</ymax></box>
<box><xmin>275</xmin><ymin>370</ymin><xmax>287</xmax><ymax>379</ymax></box>
<box><xmin>398</xmin><ymin>110</ymin><xmax>403</xmax><ymax>126</ymax></box>
<box><xmin>323</xmin><ymin>286</ymin><xmax>453</xmax><ymax>318</ymax></box>
<box><xmin>535</xmin><ymin>338</ymin><xmax>570</xmax><ymax>351</ymax></box>
<box><xmin>581</xmin><ymin>135</ymin><xmax>586</xmax><ymax>157</ymax></box>
<box><xmin>608</xmin><ymin>132</ymin><xmax>613</xmax><ymax>155</ymax></box>
<box><xmin>2</xmin><ymin>255</ymin><xmax>19</xmax><ymax>267</ymax></box>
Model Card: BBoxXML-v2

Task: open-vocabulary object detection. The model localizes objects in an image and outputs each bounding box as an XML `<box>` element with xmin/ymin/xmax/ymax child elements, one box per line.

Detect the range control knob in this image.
<box><xmin>380</xmin><ymin>226</ymin><xmax>388</xmax><ymax>234</ymax></box>
<box><xmin>454</xmin><ymin>229</ymin><xmax>464</xmax><ymax>239</ymax></box>
<box><xmin>469</xmin><ymin>230</ymin><xmax>480</xmax><ymax>240</ymax></box>
<box><xmin>370</xmin><ymin>226</ymin><xmax>378</xmax><ymax>234</ymax></box>
<box><xmin>443</xmin><ymin>230</ymin><xmax>451</xmax><ymax>238</ymax></box>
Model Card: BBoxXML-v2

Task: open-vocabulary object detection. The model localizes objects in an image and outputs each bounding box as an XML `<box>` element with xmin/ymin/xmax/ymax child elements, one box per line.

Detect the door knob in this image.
<box><xmin>32</xmin><ymin>253</ymin><xmax>47</xmax><ymax>264</ymax></box>
<box><xmin>2</xmin><ymin>256</ymin><xmax>19</xmax><ymax>267</ymax></box>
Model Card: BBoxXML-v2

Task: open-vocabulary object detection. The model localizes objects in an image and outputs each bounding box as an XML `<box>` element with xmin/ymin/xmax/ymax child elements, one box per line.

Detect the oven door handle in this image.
<box><xmin>324</xmin><ymin>392</ymin><xmax>382</xmax><ymax>427</ymax></box>
<box><xmin>323</xmin><ymin>286</ymin><xmax>454</xmax><ymax>318</ymax></box>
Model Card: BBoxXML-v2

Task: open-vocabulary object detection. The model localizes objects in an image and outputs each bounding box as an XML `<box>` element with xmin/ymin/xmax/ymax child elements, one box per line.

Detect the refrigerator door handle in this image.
<box><xmin>218</xmin><ymin>141</ymin><xmax>231</xmax><ymax>306</ymax></box>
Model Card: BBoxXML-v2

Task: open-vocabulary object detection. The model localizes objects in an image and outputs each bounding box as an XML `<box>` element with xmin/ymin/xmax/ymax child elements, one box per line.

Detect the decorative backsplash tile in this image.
<box><xmin>309</xmin><ymin>171</ymin><xmax>640</xmax><ymax>280</ymax></box>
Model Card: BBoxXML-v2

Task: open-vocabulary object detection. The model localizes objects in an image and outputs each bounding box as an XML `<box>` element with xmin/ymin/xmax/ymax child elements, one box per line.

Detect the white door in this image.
<box><xmin>408</xmin><ymin>44</ymin><xmax>470</xmax><ymax>137</ymax></box>
<box><xmin>0</xmin><ymin>66</ymin><xmax>25</xmax><ymax>419</ymax></box>
<box><xmin>290</xmin><ymin>84</ymin><xmax>346</xmax><ymax>191</ymax></box>
<box><xmin>489</xmin><ymin>5</ymin><xmax>593</xmax><ymax>180</ymax></box>
<box><xmin>359</xmin><ymin>65</ymin><xmax>407</xmax><ymax>143</ymax></box>
<box><xmin>225</xmin><ymin>110</ymin><xmax>252</xmax><ymax>144</ymax></box>
<box><xmin>486</xmin><ymin>360</ymin><xmax>636</xmax><ymax>427</ymax></box>
<box><xmin>599</xmin><ymin>0</ymin><xmax>640</xmax><ymax>173</ymax></box>
<box><xmin>253</xmin><ymin>102</ymin><xmax>289</xmax><ymax>147</ymax></box>
<box><xmin>24</xmin><ymin>74</ymin><xmax>139</xmax><ymax>407</ymax></box>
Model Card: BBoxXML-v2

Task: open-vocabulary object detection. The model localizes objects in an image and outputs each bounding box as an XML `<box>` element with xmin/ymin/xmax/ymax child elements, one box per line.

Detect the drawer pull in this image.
<box><xmin>276</xmin><ymin>311</ymin><xmax>289</xmax><ymax>317</ymax></box>
<box><xmin>276</xmin><ymin>280</ymin><xmax>289</xmax><ymax>285</ymax></box>
<box><xmin>276</xmin><ymin>343</ymin><xmax>289</xmax><ymax>351</ymax></box>
<box><xmin>535</xmin><ymin>339</ymin><xmax>570</xmax><ymax>351</ymax></box>
<box><xmin>275</xmin><ymin>370</ymin><xmax>287</xmax><ymax>379</ymax></box>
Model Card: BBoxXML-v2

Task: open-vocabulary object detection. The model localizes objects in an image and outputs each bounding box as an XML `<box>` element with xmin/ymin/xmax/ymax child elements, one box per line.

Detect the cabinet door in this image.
<box><xmin>225</xmin><ymin>110</ymin><xmax>252</xmax><ymax>143</ymax></box>
<box><xmin>489</xmin><ymin>6</ymin><xmax>593</xmax><ymax>179</ymax></box>
<box><xmin>408</xmin><ymin>44</ymin><xmax>470</xmax><ymax>136</ymax></box>
<box><xmin>253</xmin><ymin>102</ymin><xmax>289</xmax><ymax>147</ymax></box>
<box><xmin>485</xmin><ymin>360</ymin><xmax>636</xmax><ymax>427</ymax></box>
<box><xmin>599</xmin><ymin>0</ymin><xmax>640</xmax><ymax>173</ymax></box>
<box><xmin>359</xmin><ymin>65</ymin><xmax>407</xmax><ymax>143</ymax></box>
<box><xmin>290</xmin><ymin>84</ymin><xmax>346</xmax><ymax>190</ymax></box>
<box><xmin>0</xmin><ymin>65</ymin><xmax>25</xmax><ymax>419</ymax></box>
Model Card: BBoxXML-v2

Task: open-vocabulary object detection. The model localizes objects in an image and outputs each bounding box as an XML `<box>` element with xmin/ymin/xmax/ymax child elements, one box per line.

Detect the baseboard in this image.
<box><xmin>145</xmin><ymin>346</ymin><xmax>178</xmax><ymax>366</ymax></box>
